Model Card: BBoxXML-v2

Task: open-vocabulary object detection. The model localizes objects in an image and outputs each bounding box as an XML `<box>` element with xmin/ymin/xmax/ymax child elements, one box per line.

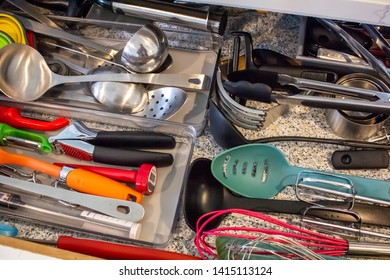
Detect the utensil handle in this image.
<box><xmin>7</xmin><ymin>0</ymin><xmax>62</xmax><ymax>29</ymax></box>
<box><xmin>15</xmin><ymin>14</ymin><xmax>116</xmax><ymax>56</ymax></box>
<box><xmin>223</xmin><ymin>80</ymin><xmax>273</xmax><ymax>103</ymax></box>
<box><xmin>276</xmin><ymin>94</ymin><xmax>390</xmax><ymax>115</ymax></box>
<box><xmin>92</xmin><ymin>146</ymin><xmax>174</xmax><ymax>167</ymax></box>
<box><xmin>53</xmin><ymin>162</ymin><xmax>137</xmax><ymax>183</ymax></box>
<box><xmin>0</xmin><ymin>148</ymin><xmax>60</xmax><ymax>177</ymax></box>
<box><xmin>65</xmin><ymin>168</ymin><xmax>143</xmax><ymax>203</ymax></box>
<box><xmin>0</xmin><ymin>175</ymin><xmax>145</xmax><ymax>222</ymax></box>
<box><xmin>90</xmin><ymin>131</ymin><xmax>176</xmax><ymax>149</ymax></box>
<box><xmin>55</xmin><ymin>72</ymin><xmax>208</xmax><ymax>91</ymax></box>
<box><xmin>57</xmin><ymin>236</ymin><xmax>200</xmax><ymax>260</ymax></box>
<box><xmin>228</xmin><ymin>69</ymin><xmax>385</xmax><ymax>100</ymax></box>
<box><xmin>105</xmin><ymin>0</ymin><xmax>226</xmax><ymax>35</ymax></box>
<box><xmin>0</xmin><ymin>105</ymin><xmax>69</xmax><ymax>131</ymax></box>
<box><xmin>304</xmin><ymin>168</ymin><xmax>390</xmax><ymax>206</ymax></box>
<box><xmin>259</xmin><ymin>65</ymin><xmax>338</xmax><ymax>82</ymax></box>
<box><xmin>331</xmin><ymin>150</ymin><xmax>389</xmax><ymax>169</ymax></box>
<box><xmin>348</xmin><ymin>241</ymin><xmax>390</xmax><ymax>256</ymax></box>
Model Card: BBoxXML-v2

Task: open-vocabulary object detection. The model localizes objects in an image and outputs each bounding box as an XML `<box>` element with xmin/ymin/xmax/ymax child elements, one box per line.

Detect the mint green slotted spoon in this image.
<box><xmin>211</xmin><ymin>143</ymin><xmax>390</xmax><ymax>204</ymax></box>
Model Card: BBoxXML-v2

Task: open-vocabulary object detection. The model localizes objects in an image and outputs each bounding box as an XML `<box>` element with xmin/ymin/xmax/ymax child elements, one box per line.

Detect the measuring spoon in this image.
<box><xmin>0</xmin><ymin>43</ymin><xmax>208</xmax><ymax>102</ymax></box>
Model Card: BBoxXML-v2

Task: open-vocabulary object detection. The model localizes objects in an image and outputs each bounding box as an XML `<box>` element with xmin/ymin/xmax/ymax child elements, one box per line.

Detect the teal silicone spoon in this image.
<box><xmin>211</xmin><ymin>143</ymin><xmax>390</xmax><ymax>204</ymax></box>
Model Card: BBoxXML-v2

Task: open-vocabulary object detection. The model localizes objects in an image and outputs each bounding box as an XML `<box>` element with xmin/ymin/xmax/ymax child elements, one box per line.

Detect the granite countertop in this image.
<box><xmin>2</xmin><ymin>10</ymin><xmax>390</xmax><ymax>259</ymax></box>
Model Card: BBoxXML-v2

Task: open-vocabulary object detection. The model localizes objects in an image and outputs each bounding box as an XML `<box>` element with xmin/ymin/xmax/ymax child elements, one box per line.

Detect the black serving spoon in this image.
<box><xmin>183</xmin><ymin>157</ymin><xmax>390</xmax><ymax>231</ymax></box>
<box><xmin>183</xmin><ymin>158</ymin><xmax>313</xmax><ymax>231</ymax></box>
<box><xmin>208</xmin><ymin>99</ymin><xmax>390</xmax><ymax>150</ymax></box>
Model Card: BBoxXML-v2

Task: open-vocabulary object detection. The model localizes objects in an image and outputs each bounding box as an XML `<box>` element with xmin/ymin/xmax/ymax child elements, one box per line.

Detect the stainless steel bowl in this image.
<box><xmin>326</xmin><ymin>73</ymin><xmax>390</xmax><ymax>139</ymax></box>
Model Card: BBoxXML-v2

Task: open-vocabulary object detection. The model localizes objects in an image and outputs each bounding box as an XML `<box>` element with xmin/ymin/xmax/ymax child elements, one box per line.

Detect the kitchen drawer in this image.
<box><xmin>0</xmin><ymin>99</ymin><xmax>196</xmax><ymax>248</ymax></box>
<box><xmin>296</xmin><ymin>17</ymin><xmax>389</xmax><ymax>80</ymax></box>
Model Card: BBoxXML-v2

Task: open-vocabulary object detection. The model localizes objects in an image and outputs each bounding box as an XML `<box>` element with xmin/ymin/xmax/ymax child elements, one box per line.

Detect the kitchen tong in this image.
<box><xmin>225</xmin><ymin>70</ymin><xmax>390</xmax><ymax>115</ymax></box>
<box><xmin>224</xmin><ymin>21</ymin><xmax>390</xmax><ymax>115</ymax></box>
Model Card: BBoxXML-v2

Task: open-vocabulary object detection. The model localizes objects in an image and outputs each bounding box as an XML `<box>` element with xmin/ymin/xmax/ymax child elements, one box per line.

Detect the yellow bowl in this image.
<box><xmin>0</xmin><ymin>13</ymin><xmax>27</xmax><ymax>44</ymax></box>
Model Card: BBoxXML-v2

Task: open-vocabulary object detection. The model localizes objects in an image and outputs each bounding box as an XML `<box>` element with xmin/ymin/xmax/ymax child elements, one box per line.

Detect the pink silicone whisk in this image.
<box><xmin>194</xmin><ymin>209</ymin><xmax>390</xmax><ymax>259</ymax></box>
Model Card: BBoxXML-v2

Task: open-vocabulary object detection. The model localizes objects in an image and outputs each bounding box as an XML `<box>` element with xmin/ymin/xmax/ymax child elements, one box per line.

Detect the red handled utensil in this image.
<box><xmin>19</xmin><ymin>235</ymin><xmax>200</xmax><ymax>260</ymax></box>
<box><xmin>0</xmin><ymin>105</ymin><xmax>69</xmax><ymax>130</ymax></box>
<box><xmin>53</xmin><ymin>163</ymin><xmax>157</xmax><ymax>195</ymax></box>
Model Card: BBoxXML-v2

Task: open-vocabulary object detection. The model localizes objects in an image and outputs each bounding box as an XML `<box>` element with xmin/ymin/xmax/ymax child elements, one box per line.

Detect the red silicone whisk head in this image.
<box><xmin>194</xmin><ymin>209</ymin><xmax>348</xmax><ymax>260</ymax></box>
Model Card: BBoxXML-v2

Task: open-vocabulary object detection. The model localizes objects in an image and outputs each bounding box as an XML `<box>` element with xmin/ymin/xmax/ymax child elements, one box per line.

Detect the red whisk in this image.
<box><xmin>194</xmin><ymin>209</ymin><xmax>390</xmax><ymax>259</ymax></box>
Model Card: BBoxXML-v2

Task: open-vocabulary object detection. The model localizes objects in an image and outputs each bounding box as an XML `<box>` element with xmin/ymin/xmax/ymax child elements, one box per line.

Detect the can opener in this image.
<box><xmin>48</xmin><ymin>121</ymin><xmax>175</xmax><ymax>167</ymax></box>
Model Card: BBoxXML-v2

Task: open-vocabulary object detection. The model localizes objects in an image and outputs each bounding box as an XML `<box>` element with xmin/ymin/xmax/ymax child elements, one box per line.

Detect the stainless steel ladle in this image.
<box><xmin>87</xmin><ymin>66</ymin><xmax>148</xmax><ymax>113</ymax></box>
<box><xmin>0</xmin><ymin>43</ymin><xmax>208</xmax><ymax>102</ymax></box>
<box><xmin>119</xmin><ymin>23</ymin><xmax>169</xmax><ymax>73</ymax></box>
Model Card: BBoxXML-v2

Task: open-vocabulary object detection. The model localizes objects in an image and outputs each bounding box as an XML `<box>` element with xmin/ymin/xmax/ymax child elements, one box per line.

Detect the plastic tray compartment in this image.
<box><xmin>295</xmin><ymin>16</ymin><xmax>386</xmax><ymax>78</ymax></box>
<box><xmin>0</xmin><ymin>100</ymin><xmax>196</xmax><ymax>247</ymax></box>
<box><xmin>0</xmin><ymin>21</ymin><xmax>222</xmax><ymax>136</ymax></box>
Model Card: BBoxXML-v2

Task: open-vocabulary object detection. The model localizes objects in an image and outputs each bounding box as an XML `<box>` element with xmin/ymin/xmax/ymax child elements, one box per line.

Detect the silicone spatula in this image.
<box><xmin>211</xmin><ymin>143</ymin><xmax>390</xmax><ymax>203</ymax></box>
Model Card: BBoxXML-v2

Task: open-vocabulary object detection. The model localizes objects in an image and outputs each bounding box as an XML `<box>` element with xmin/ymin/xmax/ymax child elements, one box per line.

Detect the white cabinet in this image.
<box><xmin>187</xmin><ymin>0</ymin><xmax>390</xmax><ymax>26</ymax></box>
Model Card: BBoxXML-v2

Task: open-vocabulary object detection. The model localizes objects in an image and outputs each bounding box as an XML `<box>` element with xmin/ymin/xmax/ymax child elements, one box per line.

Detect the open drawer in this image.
<box><xmin>0</xmin><ymin>100</ymin><xmax>196</xmax><ymax>248</ymax></box>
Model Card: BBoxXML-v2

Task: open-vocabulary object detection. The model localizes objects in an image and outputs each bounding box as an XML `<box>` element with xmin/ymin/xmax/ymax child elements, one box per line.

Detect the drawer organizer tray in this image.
<box><xmin>0</xmin><ymin>100</ymin><xmax>196</xmax><ymax>247</ymax></box>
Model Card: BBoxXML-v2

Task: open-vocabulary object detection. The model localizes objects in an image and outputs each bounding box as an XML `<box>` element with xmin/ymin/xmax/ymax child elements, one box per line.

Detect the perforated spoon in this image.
<box><xmin>211</xmin><ymin>143</ymin><xmax>390</xmax><ymax>204</ymax></box>
<box><xmin>0</xmin><ymin>43</ymin><xmax>208</xmax><ymax>102</ymax></box>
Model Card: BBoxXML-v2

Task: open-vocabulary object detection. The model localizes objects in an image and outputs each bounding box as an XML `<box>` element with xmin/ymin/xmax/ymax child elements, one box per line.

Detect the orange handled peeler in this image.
<box><xmin>0</xmin><ymin>148</ymin><xmax>143</xmax><ymax>203</ymax></box>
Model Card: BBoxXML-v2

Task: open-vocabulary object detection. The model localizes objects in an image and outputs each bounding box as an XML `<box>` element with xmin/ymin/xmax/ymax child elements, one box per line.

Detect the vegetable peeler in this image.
<box><xmin>0</xmin><ymin>123</ymin><xmax>52</xmax><ymax>153</ymax></box>
<box><xmin>48</xmin><ymin>121</ymin><xmax>175</xmax><ymax>167</ymax></box>
<box><xmin>0</xmin><ymin>105</ymin><xmax>69</xmax><ymax>130</ymax></box>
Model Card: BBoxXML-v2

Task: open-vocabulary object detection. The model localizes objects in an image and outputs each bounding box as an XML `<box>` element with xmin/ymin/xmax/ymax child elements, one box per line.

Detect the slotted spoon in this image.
<box><xmin>211</xmin><ymin>143</ymin><xmax>390</xmax><ymax>203</ymax></box>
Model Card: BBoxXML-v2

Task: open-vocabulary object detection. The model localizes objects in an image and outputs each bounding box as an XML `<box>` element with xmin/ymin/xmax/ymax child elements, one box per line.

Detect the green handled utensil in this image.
<box><xmin>0</xmin><ymin>123</ymin><xmax>52</xmax><ymax>153</ymax></box>
<box><xmin>211</xmin><ymin>143</ymin><xmax>390</xmax><ymax>204</ymax></box>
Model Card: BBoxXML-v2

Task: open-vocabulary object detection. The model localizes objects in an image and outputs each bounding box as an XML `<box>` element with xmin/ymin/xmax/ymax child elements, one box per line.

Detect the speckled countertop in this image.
<box><xmin>2</xmin><ymin>10</ymin><xmax>390</xmax><ymax>259</ymax></box>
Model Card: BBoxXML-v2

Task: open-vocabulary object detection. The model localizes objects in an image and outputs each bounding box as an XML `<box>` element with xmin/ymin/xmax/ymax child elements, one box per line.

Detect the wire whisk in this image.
<box><xmin>194</xmin><ymin>209</ymin><xmax>390</xmax><ymax>260</ymax></box>
<box><xmin>217</xmin><ymin>234</ymin><xmax>340</xmax><ymax>260</ymax></box>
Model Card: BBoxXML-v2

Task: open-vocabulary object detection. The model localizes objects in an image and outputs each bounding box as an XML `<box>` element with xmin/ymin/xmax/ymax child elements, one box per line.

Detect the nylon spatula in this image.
<box><xmin>210</xmin><ymin>143</ymin><xmax>390</xmax><ymax>203</ymax></box>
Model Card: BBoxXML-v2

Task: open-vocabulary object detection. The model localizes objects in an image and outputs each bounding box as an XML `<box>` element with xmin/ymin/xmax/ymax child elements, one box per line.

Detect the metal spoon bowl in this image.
<box><xmin>86</xmin><ymin>66</ymin><xmax>186</xmax><ymax>117</ymax></box>
<box><xmin>134</xmin><ymin>87</ymin><xmax>187</xmax><ymax>120</ymax></box>
<box><xmin>0</xmin><ymin>43</ymin><xmax>205</xmax><ymax>102</ymax></box>
<box><xmin>120</xmin><ymin>23</ymin><xmax>169</xmax><ymax>73</ymax></box>
<box><xmin>87</xmin><ymin>66</ymin><xmax>148</xmax><ymax>113</ymax></box>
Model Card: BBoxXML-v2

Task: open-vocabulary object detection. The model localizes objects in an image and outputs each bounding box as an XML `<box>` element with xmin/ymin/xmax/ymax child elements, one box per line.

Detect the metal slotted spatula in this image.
<box><xmin>210</xmin><ymin>143</ymin><xmax>390</xmax><ymax>204</ymax></box>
